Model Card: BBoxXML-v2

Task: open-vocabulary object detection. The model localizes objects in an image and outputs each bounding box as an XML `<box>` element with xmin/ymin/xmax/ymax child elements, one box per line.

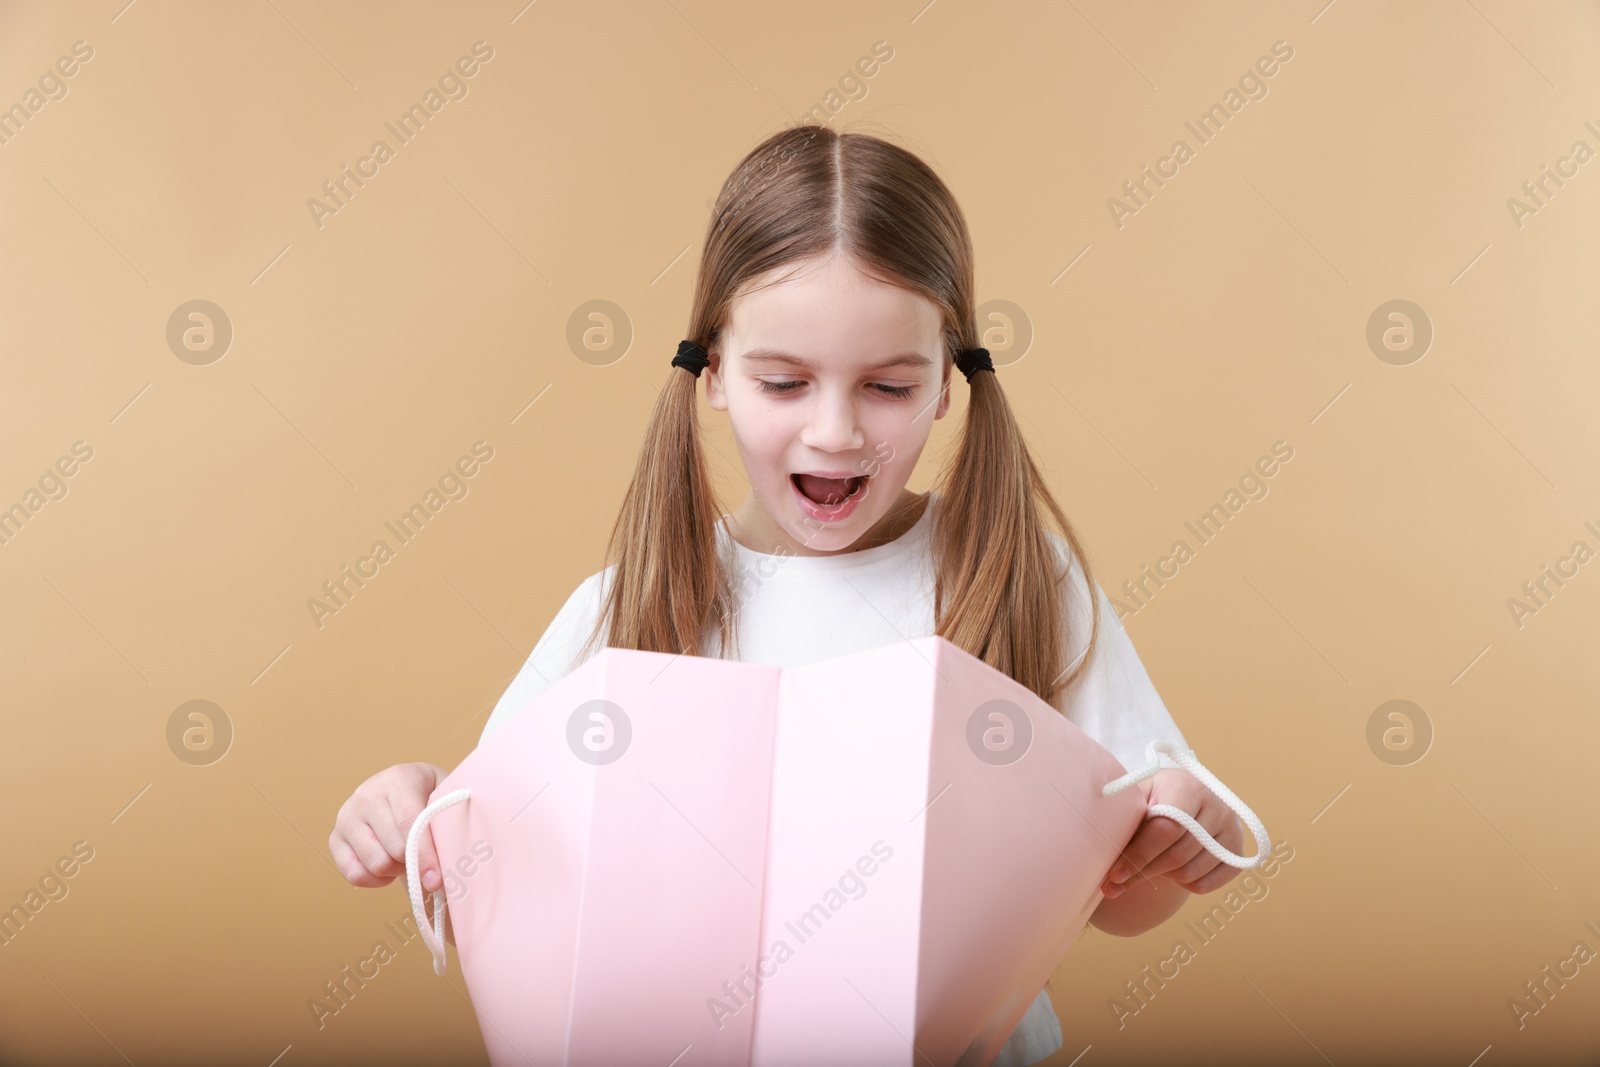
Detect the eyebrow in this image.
<box><xmin>738</xmin><ymin>348</ymin><xmax>934</xmax><ymax>371</ymax></box>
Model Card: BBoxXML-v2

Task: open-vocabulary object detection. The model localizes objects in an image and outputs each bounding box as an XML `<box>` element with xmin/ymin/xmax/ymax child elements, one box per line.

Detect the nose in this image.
<box><xmin>798</xmin><ymin>385</ymin><xmax>866</xmax><ymax>453</ymax></box>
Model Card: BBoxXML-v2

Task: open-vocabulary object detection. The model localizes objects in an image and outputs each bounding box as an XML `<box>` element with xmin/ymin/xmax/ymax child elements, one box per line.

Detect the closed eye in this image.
<box><xmin>757</xmin><ymin>380</ymin><xmax>916</xmax><ymax>399</ymax></box>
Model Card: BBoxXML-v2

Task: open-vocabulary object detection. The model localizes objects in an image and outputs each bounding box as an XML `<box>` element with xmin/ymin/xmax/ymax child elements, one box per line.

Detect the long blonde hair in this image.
<box><xmin>578</xmin><ymin>124</ymin><xmax>1103</xmax><ymax>710</ymax></box>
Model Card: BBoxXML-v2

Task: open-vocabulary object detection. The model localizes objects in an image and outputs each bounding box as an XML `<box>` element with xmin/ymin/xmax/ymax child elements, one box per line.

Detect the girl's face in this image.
<box><xmin>705</xmin><ymin>252</ymin><xmax>953</xmax><ymax>556</ymax></box>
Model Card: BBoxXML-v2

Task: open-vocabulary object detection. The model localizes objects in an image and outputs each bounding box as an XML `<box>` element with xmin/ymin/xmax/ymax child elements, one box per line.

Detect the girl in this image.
<box><xmin>331</xmin><ymin>124</ymin><xmax>1246</xmax><ymax>1065</ymax></box>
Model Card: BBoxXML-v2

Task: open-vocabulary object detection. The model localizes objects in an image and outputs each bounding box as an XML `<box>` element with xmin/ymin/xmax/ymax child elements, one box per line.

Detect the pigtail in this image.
<box><xmin>578</xmin><ymin>360</ymin><xmax>736</xmax><ymax>663</ymax></box>
<box><xmin>931</xmin><ymin>360</ymin><xmax>1103</xmax><ymax>711</ymax></box>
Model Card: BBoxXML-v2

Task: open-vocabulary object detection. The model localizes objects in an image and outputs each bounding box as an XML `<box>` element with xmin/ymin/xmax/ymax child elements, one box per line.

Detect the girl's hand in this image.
<box><xmin>1101</xmin><ymin>767</ymin><xmax>1244</xmax><ymax>898</ymax></box>
<box><xmin>330</xmin><ymin>762</ymin><xmax>449</xmax><ymax>893</ymax></box>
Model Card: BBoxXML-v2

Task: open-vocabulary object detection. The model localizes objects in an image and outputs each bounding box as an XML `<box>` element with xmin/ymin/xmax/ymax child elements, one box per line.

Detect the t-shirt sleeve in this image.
<box><xmin>1053</xmin><ymin>539</ymin><xmax>1189</xmax><ymax>773</ymax></box>
<box><xmin>478</xmin><ymin>567</ymin><xmax>611</xmax><ymax>746</ymax></box>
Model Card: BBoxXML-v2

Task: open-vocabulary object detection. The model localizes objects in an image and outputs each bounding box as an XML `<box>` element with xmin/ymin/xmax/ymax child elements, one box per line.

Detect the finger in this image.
<box><xmin>330</xmin><ymin>829</ymin><xmax>395</xmax><ymax>889</ymax></box>
<box><xmin>1177</xmin><ymin>806</ymin><xmax>1248</xmax><ymax>863</ymax></box>
<box><xmin>1177</xmin><ymin>806</ymin><xmax>1248</xmax><ymax>883</ymax></box>
<box><xmin>1104</xmin><ymin>815</ymin><xmax>1227</xmax><ymax>895</ymax></box>
<box><xmin>366</xmin><ymin>795</ymin><xmax>410</xmax><ymax>871</ymax></box>
<box><xmin>416</xmin><ymin>827</ymin><xmax>443</xmax><ymax>893</ymax></box>
<box><xmin>1177</xmin><ymin>859</ymin><xmax>1242</xmax><ymax>895</ymax></box>
<box><xmin>385</xmin><ymin>798</ymin><xmax>447</xmax><ymax>894</ymax></box>
<box><xmin>331</xmin><ymin>797</ymin><xmax>400</xmax><ymax>885</ymax></box>
<box><xmin>1167</xmin><ymin>849</ymin><xmax>1222</xmax><ymax>889</ymax></box>
<box><xmin>1137</xmin><ymin>831</ymin><xmax>1205</xmax><ymax>880</ymax></box>
<box><xmin>1167</xmin><ymin>832</ymin><xmax>1240</xmax><ymax>885</ymax></box>
<box><xmin>348</xmin><ymin>819</ymin><xmax>405</xmax><ymax>882</ymax></box>
<box><xmin>1108</xmin><ymin>813</ymin><xmax>1188</xmax><ymax>885</ymax></box>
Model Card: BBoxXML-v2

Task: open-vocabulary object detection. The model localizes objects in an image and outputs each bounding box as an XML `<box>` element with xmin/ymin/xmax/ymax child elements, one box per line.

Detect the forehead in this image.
<box><xmin>738</xmin><ymin>348</ymin><xmax>935</xmax><ymax>373</ymax></box>
<box><xmin>723</xmin><ymin>255</ymin><xmax>943</xmax><ymax>365</ymax></box>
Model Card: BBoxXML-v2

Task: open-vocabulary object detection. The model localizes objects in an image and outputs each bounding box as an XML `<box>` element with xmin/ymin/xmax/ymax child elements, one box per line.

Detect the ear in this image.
<box><xmin>933</xmin><ymin>361</ymin><xmax>953</xmax><ymax>420</ymax></box>
<box><xmin>705</xmin><ymin>348</ymin><xmax>727</xmax><ymax>411</ymax></box>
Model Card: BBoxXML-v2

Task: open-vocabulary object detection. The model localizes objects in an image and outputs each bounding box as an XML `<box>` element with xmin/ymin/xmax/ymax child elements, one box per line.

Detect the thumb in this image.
<box><xmin>398</xmin><ymin>763</ymin><xmax>448</xmax><ymax>894</ymax></box>
<box><xmin>417</xmin><ymin>825</ymin><xmax>444</xmax><ymax>894</ymax></box>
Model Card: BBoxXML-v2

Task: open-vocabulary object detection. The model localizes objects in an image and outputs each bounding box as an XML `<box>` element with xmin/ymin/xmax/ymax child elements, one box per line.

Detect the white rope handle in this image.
<box><xmin>1101</xmin><ymin>739</ymin><xmax>1271</xmax><ymax>869</ymax></box>
<box><xmin>405</xmin><ymin>787</ymin><xmax>471</xmax><ymax>976</ymax></box>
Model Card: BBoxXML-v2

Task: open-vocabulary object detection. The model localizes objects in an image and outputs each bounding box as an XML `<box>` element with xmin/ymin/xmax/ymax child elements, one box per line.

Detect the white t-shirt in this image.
<box><xmin>478</xmin><ymin>490</ymin><xmax>1187</xmax><ymax>1066</ymax></box>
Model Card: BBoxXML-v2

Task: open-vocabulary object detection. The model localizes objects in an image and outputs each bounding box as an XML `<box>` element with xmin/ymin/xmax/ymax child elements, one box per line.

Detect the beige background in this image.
<box><xmin>2</xmin><ymin>0</ymin><xmax>1598</xmax><ymax>1063</ymax></box>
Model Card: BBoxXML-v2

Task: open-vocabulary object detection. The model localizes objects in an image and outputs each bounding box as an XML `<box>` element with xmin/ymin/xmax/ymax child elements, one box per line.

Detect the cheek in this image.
<box><xmin>860</xmin><ymin>416</ymin><xmax>926</xmax><ymax>474</ymax></box>
<box><xmin>728</xmin><ymin>406</ymin><xmax>795</xmax><ymax>470</ymax></box>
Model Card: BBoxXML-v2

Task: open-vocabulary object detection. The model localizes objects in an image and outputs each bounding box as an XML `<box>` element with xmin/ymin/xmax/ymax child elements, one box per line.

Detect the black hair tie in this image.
<box><xmin>672</xmin><ymin>339</ymin><xmax>711</xmax><ymax>378</ymax></box>
<box><xmin>955</xmin><ymin>346</ymin><xmax>994</xmax><ymax>382</ymax></box>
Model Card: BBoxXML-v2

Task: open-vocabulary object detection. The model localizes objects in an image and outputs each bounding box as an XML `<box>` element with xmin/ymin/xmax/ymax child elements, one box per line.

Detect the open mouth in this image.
<box><xmin>791</xmin><ymin>472</ymin><xmax>867</xmax><ymax>507</ymax></box>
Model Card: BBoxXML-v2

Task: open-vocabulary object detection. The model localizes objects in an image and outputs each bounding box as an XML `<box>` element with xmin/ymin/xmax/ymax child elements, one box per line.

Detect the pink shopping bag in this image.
<box><xmin>405</xmin><ymin>635</ymin><xmax>1270</xmax><ymax>1067</ymax></box>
